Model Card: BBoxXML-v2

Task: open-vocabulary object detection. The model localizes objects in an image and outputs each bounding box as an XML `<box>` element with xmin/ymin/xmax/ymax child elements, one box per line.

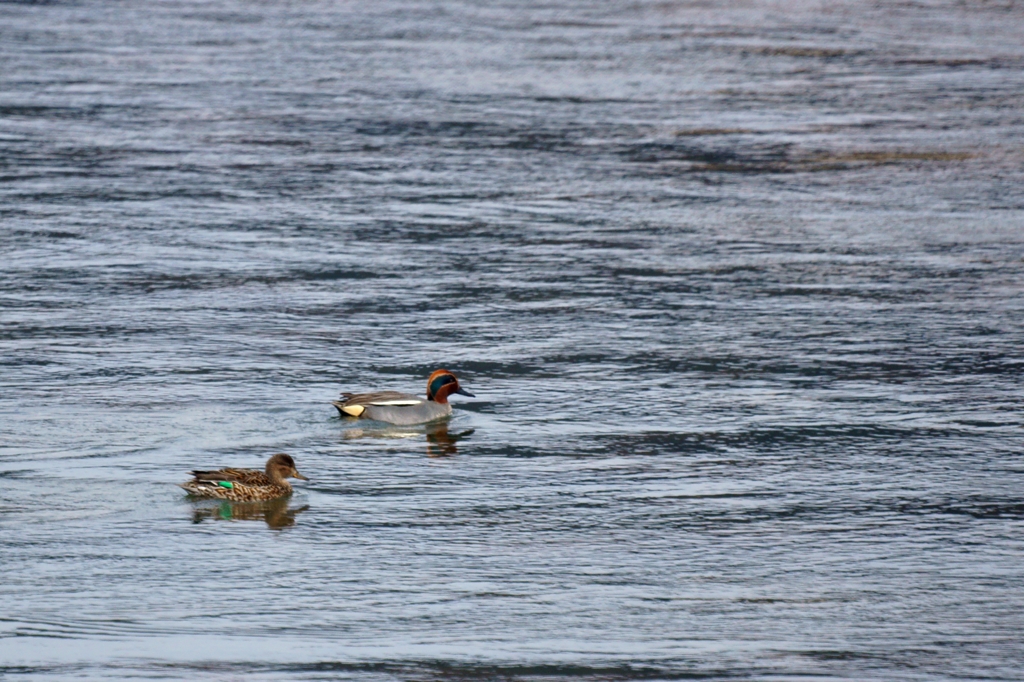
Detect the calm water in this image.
<box><xmin>2</xmin><ymin>1</ymin><xmax>1023</xmax><ymax>680</ymax></box>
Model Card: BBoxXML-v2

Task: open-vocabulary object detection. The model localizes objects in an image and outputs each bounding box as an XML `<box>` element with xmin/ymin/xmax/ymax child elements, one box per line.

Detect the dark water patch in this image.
<box><xmin>894</xmin><ymin>497</ymin><xmax>1024</xmax><ymax>520</ymax></box>
<box><xmin>673</xmin><ymin>128</ymin><xmax>755</xmax><ymax>137</ymax></box>
<box><xmin>0</xmin><ymin>267</ymin><xmax>394</xmax><ymax>296</ymax></box>
<box><xmin>621</xmin><ymin>141</ymin><xmax>792</xmax><ymax>169</ymax></box>
<box><xmin>795</xmin><ymin>649</ymin><xmax>886</xmax><ymax>662</ymax></box>
<box><xmin>743</xmin><ymin>46</ymin><xmax>857</xmax><ymax>59</ymax></box>
<box><xmin>0</xmin><ymin>105</ymin><xmax>86</xmax><ymax>118</ymax></box>
<box><xmin>443</xmin><ymin>361</ymin><xmax>546</xmax><ymax>378</ymax></box>
<box><xmin>352</xmin><ymin>119</ymin><xmax>497</xmax><ymax>140</ymax></box>
<box><xmin>895</xmin><ymin>57</ymin><xmax>1017</xmax><ymax>69</ymax></box>
<box><xmin>532</xmin><ymin>95</ymin><xmax>637</xmax><ymax>104</ymax></box>
<box><xmin>8</xmin><ymin>188</ymin><xmax>239</xmax><ymax>204</ymax></box>
<box><xmin>7</xmin><ymin>229</ymin><xmax>84</xmax><ymax>240</ymax></box>
<box><xmin>0</xmin><ymin>323</ymin><xmax>144</xmax><ymax>340</ymax></box>
<box><xmin>624</xmin><ymin>352</ymin><xmax>1024</xmax><ymax>381</ymax></box>
<box><xmin>234</xmin><ymin>137</ymin><xmax>311</xmax><ymax>147</ymax></box>
<box><xmin>0</xmin><ymin>666</ymin><xmax>74</xmax><ymax>676</ymax></box>
<box><xmin>180</xmin><ymin>12</ymin><xmax>264</xmax><ymax>24</ymax></box>
<box><xmin>292</xmin><ymin>268</ymin><xmax>393</xmax><ymax>282</ymax></box>
<box><xmin>801</xmin><ymin>150</ymin><xmax>975</xmax><ymax>171</ymax></box>
<box><xmin>622</xmin><ymin>142</ymin><xmax>974</xmax><ymax>175</ymax></box>
<box><xmin>116</xmin><ymin>660</ymin><xmax>752</xmax><ymax>681</ymax></box>
<box><xmin>641</xmin><ymin>496</ymin><xmax>1024</xmax><ymax>526</ymax></box>
<box><xmin>585</xmin><ymin>426</ymin><xmax>989</xmax><ymax>456</ymax></box>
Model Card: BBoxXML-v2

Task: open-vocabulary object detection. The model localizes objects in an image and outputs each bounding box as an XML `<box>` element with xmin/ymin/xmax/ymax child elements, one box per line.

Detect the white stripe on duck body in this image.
<box><xmin>180</xmin><ymin>453</ymin><xmax>309</xmax><ymax>501</ymax></box>
<box><xmin>332</xmin><ymin>369</ymin><xmax>475</xmax><ymax>426</ymax></box>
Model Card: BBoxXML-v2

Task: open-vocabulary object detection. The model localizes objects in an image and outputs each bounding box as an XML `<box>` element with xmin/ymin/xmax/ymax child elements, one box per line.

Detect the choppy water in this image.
<box><xmin>2</xmin><ymin>0</ymin><xmax>1024</xmax><ymax>680</ymax></box>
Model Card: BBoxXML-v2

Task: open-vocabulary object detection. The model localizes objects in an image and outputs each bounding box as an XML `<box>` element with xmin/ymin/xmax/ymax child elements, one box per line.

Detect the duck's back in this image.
<box><xmin>333</xmin><ymin>391</ymin><xmax>451</xmax><ymax>425</ymax></box>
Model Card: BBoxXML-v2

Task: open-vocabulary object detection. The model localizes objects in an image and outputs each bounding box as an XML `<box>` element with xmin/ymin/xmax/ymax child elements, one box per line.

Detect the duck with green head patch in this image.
<box><xmin>332</xmin><ymin>369</ymin><xmax>475</xmax><ymax>425</ymax></box>
<box><xmin>180</xmin><ymin>453</ymin><xmax>309</xmax><ymax>502</ymax></box>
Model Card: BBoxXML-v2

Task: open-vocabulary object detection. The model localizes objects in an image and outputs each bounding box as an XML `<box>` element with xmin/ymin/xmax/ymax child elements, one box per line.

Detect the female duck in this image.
<box><xmin>180</xmin><ymin>453</ymin><xmax>309</xmax><ymax>501</ymax></box>
<box><xmin>332</xmin><ymin>369</ymin><xmax>474</xmax><ymax>426</ymax></box>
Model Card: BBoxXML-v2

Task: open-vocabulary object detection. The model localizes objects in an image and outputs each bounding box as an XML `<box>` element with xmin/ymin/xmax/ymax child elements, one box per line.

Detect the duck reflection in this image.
<box><xmin>190</xmin><ymin>497</ymin><xmax>309</xmax><ymax>529</ymax></box>
<box><xmin>343</xmin><ymin>421</ymin><xmax>475</xmax><ymax>457</ymax></box>
<box><xmin>425</xmin><ymin>422</ymin><xmax>474</xmax><ymax>457</ymax></box>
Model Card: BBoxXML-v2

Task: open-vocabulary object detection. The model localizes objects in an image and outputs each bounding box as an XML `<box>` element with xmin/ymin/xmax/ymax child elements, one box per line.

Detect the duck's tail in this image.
<box><xmin>332</xmin><ymin>399</ymin><xmax>365</xmax><ymax>417</ymax></box>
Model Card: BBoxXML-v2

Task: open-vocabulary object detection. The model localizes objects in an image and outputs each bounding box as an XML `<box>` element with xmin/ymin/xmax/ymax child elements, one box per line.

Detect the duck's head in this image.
<box><xmin>265</xmin><ymin>453</ymin><xmax>309</xmax><ymax>481</ymax></box>
<box><xmin>426</xmin><ymin>369</ymin><xmax>475</xmax><ymax>404</ymax></box>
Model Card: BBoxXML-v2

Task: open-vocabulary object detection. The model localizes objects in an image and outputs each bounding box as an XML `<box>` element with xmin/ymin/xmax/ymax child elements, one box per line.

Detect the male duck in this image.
<box><xmin>180</xmin><ymin>453</ymin><xmax>309</xmax><ymax>501</ymax></box>
<box><xmin>332</xmin><ymin>369</ymin><xmax>474</xmax><ymax>426</ymax></box>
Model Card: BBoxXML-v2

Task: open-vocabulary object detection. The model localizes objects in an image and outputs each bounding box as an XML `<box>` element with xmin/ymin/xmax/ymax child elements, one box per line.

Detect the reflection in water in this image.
<box><xmin>190</xmin><ymin>497</ymin><xmax>309</xmax><ymax>530</ymax></box>
<box><xmin>343</xmin><ymin>421</ymin><xmax>475</xmax><ymax>457</ymax></box>
<box><xmin>425</xmin><ymin>423</ymin><xmax>475</xmax><ymax>457</ymax></box>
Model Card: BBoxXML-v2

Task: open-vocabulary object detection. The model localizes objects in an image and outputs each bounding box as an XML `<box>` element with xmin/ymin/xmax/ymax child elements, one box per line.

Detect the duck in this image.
<box><xmin>180</xmin><ymin>453</ymin><xmax>309</xmax><ymax>501</ymax></box>
<box><xmin>332</xmin><ymin>369</ymin><xmax>474</xmax><ymax>426</ymax></box>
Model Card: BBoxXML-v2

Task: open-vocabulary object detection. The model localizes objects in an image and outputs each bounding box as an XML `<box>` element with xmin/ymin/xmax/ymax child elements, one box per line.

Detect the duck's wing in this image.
<box><xmin>190</xmin><ymin>467</ymin><xmax>270</xmax><ymax>485</ymax></box>
<box><xmin>221</xmin><ymin>481</ymin><xmax>289</xmax><ymax>502</ymax></box>
<box><xmin>333</xmin><ymin>391</ymin><xmax>424</xmax><ymax>417</ymax></box>
<box><xmin>180</xmin><ymin>479</ymin><xmax>235</xmax><ymax>498</ymax></box>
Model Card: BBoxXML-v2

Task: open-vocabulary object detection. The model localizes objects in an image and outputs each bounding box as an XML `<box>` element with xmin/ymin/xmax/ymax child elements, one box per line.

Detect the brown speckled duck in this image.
<box><xmin>332</xmin><ymin>369</ymin><xmax>475</xmax><ymax>426</ymax></box>
<box><xmin>180</xmin><ymin>453</ymin><xmax>309</xmax><ymax>501</ymax></box>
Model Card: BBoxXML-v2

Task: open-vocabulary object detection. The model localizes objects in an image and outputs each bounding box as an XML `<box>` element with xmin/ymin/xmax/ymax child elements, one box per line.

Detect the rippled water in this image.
<box><xmin>2</xmin><ymin>0</ymin><xmax>1024</xmax><ymax>680</ymax></box>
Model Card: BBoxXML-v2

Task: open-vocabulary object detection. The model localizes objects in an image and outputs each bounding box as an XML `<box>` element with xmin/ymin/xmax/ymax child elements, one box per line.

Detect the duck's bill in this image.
<box><xmin>456</xmin><ymin>387</ymin><xmax>475</xmax><ymax>397</ymax></box>
<box><xmin>294</xmin><ymin>472</ymin><xmax>310</xmax><ymax>481</ymax></box>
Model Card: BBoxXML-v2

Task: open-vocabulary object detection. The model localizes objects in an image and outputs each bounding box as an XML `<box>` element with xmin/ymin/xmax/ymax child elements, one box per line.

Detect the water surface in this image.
<box><xmin>2</xmin><ymin>0</ymin><xmax>1023</xmax><ymax>680</ymax></box>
